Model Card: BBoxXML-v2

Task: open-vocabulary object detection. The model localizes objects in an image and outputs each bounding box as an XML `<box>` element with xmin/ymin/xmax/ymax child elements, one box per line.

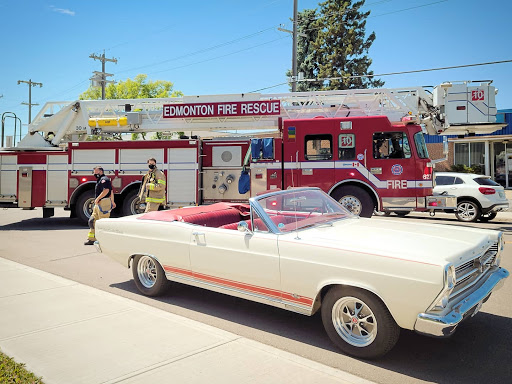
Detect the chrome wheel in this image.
<box><xmin>339</xmin><ymin>195</ymin><xmax>362</xmax><ymax>215</ymax></box>
<box><xmin>331</xmin><ymin>296</ymin><xmax>377</xmax><ymax>347</ymax></box>
<box><xmin>137</xmin><ymin>255</ymin><xmax>158</xmax><ymax>288</ymax></box>
<box><xmin>456</xmin><ymin>201</ymin><xmax>480</xmax><ymax>222</ymax></box>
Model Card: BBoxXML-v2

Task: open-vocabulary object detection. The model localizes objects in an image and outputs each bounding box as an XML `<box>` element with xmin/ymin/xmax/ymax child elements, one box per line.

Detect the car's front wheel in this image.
<box><xmin>455</xmin><ymin>200</ymin><xmax>481</xmax><ymax>222</ymax></box>
<box><xmin>321</xmin><ymin>286</ymin><xmax>400</xmax><ymax>359</ymax></box>
<box><xmin>132</xmin><ymin>255</ymin><xmax>169</xmax><ymax>296</ymax></box>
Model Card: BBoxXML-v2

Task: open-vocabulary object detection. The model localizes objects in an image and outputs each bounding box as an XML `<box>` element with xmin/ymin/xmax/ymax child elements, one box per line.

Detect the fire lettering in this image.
<box><xmin>387</xmin><ymin>180</ymin><xmax>407</xmax><ymax>189</ymax></box>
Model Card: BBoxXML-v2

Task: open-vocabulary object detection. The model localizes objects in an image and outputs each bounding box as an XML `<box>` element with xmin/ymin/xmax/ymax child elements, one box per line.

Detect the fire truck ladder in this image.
<box><xmin>25</xmin><ymin>81</ymin><xmax>504</xmax><ymax>148</ymax></box>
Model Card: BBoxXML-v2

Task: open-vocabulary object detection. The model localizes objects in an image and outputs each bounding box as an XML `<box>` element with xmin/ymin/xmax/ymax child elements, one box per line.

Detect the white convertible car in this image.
<box><xmin>95</xmin><ymin>188</ymin><xmax>508</xmax><ymax>359</ymax></box>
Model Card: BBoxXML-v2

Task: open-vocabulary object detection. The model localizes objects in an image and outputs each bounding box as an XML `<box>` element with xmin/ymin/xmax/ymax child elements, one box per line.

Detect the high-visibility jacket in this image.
<box><xmin>139</xmin><ymin>168</ymin><xmax>166</xmax><ymax>205</ymax></box>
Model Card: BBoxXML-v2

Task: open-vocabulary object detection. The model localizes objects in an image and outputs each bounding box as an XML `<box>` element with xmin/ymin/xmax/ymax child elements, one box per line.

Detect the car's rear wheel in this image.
<box><xmin>332</xmin><ymin>186</ymin><xmax>374</xmax><ymax>218</ymax></box>
<box><xmin>321</xmin><ymin>286</ymin><xmax>400</xmax><ymax>359</ymax></box>
<box><xmin>479</xmin><ymin>212</ymin><xmax>497</xmax><ymax>222</ymax></box>
<box><xmin>132</xmin><ymin>255</ymin><xmax>169</xmax><ymax>296</ymax></box>
<box><xmin>455</xmin><ymin>200</ymin><xmax>481</xmax><ymax>222</ymax></box>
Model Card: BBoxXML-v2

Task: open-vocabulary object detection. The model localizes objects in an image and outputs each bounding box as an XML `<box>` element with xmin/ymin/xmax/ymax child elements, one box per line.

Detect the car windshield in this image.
<box><xmin>254</xmin><ymin>189</ymin><xmax>353</xmax><ymax>233</ymax></box>
<box><xmin>473</xmin><ymin>177</ymin><xmax>501</xmax><ymax>186</ymax></box>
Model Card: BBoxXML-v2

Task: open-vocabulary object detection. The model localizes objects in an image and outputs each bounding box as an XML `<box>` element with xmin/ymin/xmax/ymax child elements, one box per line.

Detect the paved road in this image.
<box><xmin>1</xmin><ymin>207</ymin><xmax>511</xmax><ymax>384</ymax></box>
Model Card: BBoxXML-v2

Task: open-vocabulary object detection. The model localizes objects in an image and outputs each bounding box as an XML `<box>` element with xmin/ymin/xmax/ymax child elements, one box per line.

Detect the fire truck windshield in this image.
<box><xmin>414</xmin><ymin>132</ymin><xmax>429</xmax><ymax>159</ymax></box>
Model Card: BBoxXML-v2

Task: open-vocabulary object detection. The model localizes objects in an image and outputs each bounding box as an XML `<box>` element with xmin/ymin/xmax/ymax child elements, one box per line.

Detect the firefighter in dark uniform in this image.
<box><xmin>84</xmin><ymin>166</ymin><xmax>116</xmax><ymax>245</ymax></box>
<box><xmin>139</xmin><ymin>157</ymin><xmax>166</xmax><ymax>212</ymax></box>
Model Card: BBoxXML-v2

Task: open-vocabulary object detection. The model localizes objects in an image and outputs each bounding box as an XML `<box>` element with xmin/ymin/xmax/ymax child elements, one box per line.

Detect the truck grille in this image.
<box><xmin>450</xmin><ymin>242</ymin><xmax>497</xmax><ymax>299</ymax></box>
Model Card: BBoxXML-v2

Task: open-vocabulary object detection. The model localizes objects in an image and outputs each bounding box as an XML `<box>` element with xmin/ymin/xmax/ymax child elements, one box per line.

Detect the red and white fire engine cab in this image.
<box><xmin>0</xmin><ymin>81</ymin><xmax>504</xmax><ymax>223</ymax></box>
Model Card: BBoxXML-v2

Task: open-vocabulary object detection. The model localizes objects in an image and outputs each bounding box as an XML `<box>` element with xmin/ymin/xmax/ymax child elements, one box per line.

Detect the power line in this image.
<box><xmin>302</xmin><ymin>0</ymin><xmax>448</xmax><ymax>33</ymax></box>
<box><xmin>248</xmin><ymin>59</ymin><xmax>512</xmax><ymax>92</ymax></box>
<box><xmin>147</xmin><ymin>36</ymin><xmax>288</xmax><ymax>76</ymax></box>
<box><xmin>116</xmin><ymin>26</ymin><xmax>278</xmax><ymax>75</ymax></box>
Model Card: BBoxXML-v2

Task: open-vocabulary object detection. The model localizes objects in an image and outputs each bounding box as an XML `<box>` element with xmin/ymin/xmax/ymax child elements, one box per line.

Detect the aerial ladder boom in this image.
<box><xmin>16</xmin><ymin>80</ymin><xmax>505</xmax><ymax>148</ymax></box>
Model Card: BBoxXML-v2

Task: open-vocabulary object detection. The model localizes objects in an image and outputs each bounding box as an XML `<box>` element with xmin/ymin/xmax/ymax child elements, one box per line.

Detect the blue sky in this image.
<box><xmin>1</xmin><ymin>0</ymin><xmax>511</xmax><ymax>139</ymax></box>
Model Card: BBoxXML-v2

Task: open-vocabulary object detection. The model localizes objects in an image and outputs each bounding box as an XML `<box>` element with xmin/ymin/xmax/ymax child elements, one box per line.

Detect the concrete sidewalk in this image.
<box><xmin>0</xmin><ymin>257</ymin><xmax>373</xmax><ymax>384</ymax></box>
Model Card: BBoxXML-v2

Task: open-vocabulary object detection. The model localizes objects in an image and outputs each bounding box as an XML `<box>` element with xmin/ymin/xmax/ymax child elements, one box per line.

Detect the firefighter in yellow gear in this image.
<box><xmin>84</xmin><ymin>166</ymin><xmax>116</xmax><ymax>245</ymax></box>
<box><xmin>139</xmin><ymin>157</ymin><xmax>166</xmax><ymax>212</ymax></box>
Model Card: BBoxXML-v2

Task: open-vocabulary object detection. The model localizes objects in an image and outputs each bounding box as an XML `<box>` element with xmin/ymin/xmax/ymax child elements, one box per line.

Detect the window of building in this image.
<box><xmin>373</xmin><ymin>132</ymin><xmax>411</xmax><ymax>159</ymax></box>
<box><xmin>338</xmin><ymin>134</ymin><xmax>355</xmax><ymax>160</ymax></box>
<box><xmin>454</xmin><ymin>142</ymin><xmax>485</xmax><ymax>172</ymax></box>
<box><xmin>305</xmin><ymin>134</ymin><xmax>332</xmax><ymax>160</ymax></box>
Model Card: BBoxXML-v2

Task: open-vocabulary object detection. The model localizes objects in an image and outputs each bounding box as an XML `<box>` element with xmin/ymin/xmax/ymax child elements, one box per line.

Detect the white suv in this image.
<box><xmin>434</xmin><ymin>172</ymin><xmax>509</xmax><ymax>222</ymax></box>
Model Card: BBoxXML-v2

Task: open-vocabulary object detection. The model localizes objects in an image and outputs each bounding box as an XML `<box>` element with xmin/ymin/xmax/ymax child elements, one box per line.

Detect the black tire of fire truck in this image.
<box><xmin>122</xmin><ymin>189</ymin><xmax>146</xmax><ymax>217</ymax></box>
<box><xmin>332</xmin><ymin>186</ymin><xmax>374</xmax><ymax>218</ymax></box>
<box><xmin>75</xmin><ymin>190</ymin><xmax>95</xmax><ymax>224</ymax></box>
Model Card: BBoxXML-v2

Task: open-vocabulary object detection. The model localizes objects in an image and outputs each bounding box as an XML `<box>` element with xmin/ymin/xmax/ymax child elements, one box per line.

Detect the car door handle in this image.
<box><xmin>192</xmin><ymin>232</ymin><xmax>205</xmax><ymax>236</ymax></box>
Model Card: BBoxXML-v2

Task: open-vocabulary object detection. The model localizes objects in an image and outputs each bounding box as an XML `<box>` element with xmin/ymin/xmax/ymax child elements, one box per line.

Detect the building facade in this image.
<box><xmin>425</xmin><ymin>110</ymin><xmax>512</xmax><ymax>187</ymax></box>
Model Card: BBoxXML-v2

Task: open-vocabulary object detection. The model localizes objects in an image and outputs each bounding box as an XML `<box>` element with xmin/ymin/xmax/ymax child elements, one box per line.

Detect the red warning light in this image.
<box><xmin>271</xmin><ymin>201</ymin><xmax>277</xmax><ymax>206</ymax></box>
<box><xmin>81</xmin><ymin>177</ymin><xmax>87</xmax><ymax>182</ymax></box>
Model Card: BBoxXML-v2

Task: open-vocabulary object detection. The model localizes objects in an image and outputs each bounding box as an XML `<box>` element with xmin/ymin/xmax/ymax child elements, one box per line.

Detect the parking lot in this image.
<box><xmin>1</xmin><ymin>207</ymin><xmax>512</xmax><ymax>384</ymax></box>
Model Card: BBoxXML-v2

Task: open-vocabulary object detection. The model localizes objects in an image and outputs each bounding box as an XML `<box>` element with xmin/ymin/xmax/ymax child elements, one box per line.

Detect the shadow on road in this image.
<box><xmin>0</xmin><ymin>216</ymin><xmax>86</xmax><ymax>231</ymax></box>
<box><xmin>110</xmin><ymin>279</ymin><xmax>512</xmax><ymax>384</ymax></box>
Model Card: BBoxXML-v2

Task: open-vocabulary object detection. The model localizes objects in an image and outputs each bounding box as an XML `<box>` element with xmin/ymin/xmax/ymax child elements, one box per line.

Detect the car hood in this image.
<box><xmin>286</xmin><ymin>217</ymin><xmax>499</xmax><ymax>267</ymax></box>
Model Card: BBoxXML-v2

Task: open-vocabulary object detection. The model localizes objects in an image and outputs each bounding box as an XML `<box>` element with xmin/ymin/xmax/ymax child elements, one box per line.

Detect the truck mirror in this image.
<box><xmin>443</xmin><ymin>136</ymin><xmax>448</xmax><ymax>156</ymax></box>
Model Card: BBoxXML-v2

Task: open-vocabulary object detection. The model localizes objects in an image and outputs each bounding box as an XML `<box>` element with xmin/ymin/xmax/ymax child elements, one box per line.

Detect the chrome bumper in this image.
<box><xmin>427</xmin><ymin>195</ymin><xmax>457</xmax><ymax>210</ymax></box>
<box><xmin>414</xmin><ymin>267</ymin><xmax>509</xmax><ymax>337</ymax></box>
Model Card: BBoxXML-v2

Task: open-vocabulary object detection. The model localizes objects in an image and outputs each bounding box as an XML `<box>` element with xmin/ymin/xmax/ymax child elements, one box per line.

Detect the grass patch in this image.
<box><xmin>0</xmin><ymin>349</ymin><xmax>44</xmax><ymax>384</ymax></box>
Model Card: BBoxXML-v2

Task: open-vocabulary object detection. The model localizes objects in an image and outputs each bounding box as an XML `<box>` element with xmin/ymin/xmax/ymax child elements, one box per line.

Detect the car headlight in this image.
<box><xmin>431</xmin><ymin>264</ymin><xmax>456</xmax><ymax>311</ymax></box>
<box><xmin>494</xmin><ymin>233</ymin><xmax>504</xmax><ymax>267</ymax></box>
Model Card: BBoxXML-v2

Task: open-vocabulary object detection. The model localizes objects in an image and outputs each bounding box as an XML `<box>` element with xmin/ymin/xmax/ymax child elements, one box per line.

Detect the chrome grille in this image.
<box><xmin>450</xmin><ymin>242</ymin><xmax>498</xmax><ymax>299</ymax></box>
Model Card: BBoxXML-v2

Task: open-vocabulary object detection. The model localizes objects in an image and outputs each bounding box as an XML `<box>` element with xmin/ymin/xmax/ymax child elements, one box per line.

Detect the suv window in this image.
<box><xmin>474</xmin><ymin>177</ymin><xmax>500</xmax><ymax>186</ymax></box>
<box><xmin>435</xmin><ymin>175</ymin><xmax>455</xmax><ymax>185</ymax></box>
<box><xmin>454</xmin><ymin>177</ymin><xmax>464</xmax><ymax>184</ymax></box>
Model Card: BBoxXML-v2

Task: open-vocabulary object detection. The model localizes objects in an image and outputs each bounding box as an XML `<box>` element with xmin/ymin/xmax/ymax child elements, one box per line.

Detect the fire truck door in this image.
<box><xmin>282</xmin><ymin>129</ymin><xmax>335</xmax><ymax>190</ymax></box>
<box><xmin>366</xmin><ymin>131</ymin><xmax>417</xmax><ymax>210</ymax></box>
<box><xmin>299</xmin><ymin>133</ymin><xmax>335</xmax><ymax>190</ymax></box>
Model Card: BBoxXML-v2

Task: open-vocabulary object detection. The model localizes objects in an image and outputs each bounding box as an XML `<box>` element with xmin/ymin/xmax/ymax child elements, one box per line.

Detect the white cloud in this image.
<box><xmin>50</xmin><ymin>5</ymin><xmax>75</xmax><ymax>16</ymax></box>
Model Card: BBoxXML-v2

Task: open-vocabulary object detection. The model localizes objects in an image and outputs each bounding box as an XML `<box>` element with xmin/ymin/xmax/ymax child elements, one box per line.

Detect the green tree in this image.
<box><xmin>289</xmin><ymin>0</ymin><xmax>383</xmax><ymax>91</ymax></box>
<box><xmin>80</xmin><ymin>74</ymin><xmax>183</xmax><ymax>100</ymax></box>
<box><xmin>80</xmin><ymin>74</ymin><xmax>183</xmax><ymax>140</ymax></box>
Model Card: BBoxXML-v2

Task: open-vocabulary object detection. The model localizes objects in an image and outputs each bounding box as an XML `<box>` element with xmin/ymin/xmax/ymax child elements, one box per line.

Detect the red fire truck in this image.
<box><xmin>0</xmin><ymin>81</ymin><xmax>504</xmax><ymax>223</ymax></box>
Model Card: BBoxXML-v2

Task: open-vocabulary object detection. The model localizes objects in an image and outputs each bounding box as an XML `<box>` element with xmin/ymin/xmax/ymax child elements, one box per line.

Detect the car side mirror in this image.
<box><xmin>237</xmin><ymin>221</ymin><xmax>251</xmax><ymax>233</ymax></box>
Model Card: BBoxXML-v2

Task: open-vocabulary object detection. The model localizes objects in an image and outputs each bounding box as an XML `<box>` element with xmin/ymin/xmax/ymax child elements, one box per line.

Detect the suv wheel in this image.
<box><xmin>455</xmin><ymin>200</ymin><xmax>481</xmax><ymax>222</ymax></box>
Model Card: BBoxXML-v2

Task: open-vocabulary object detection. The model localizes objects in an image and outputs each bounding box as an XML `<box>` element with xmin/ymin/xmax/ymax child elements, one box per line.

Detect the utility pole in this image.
<box><xmin>292</xmin><ymin>0</ymin><xmax>298</xmax><ymax>92</ymax></box>
<box><xmin>17</xmin><ymin>79</ymin><xmax>43</xmax><ymax>124</ymax></box>
<box><xmin>89</xmin><ymin>50</ymin><xmax>117</xmax><ymax>100</ymax></box>
<box><xmin>278</xmin><ymin>0</ymin><xmax>305</xmax><ymax>92</ymax></box>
